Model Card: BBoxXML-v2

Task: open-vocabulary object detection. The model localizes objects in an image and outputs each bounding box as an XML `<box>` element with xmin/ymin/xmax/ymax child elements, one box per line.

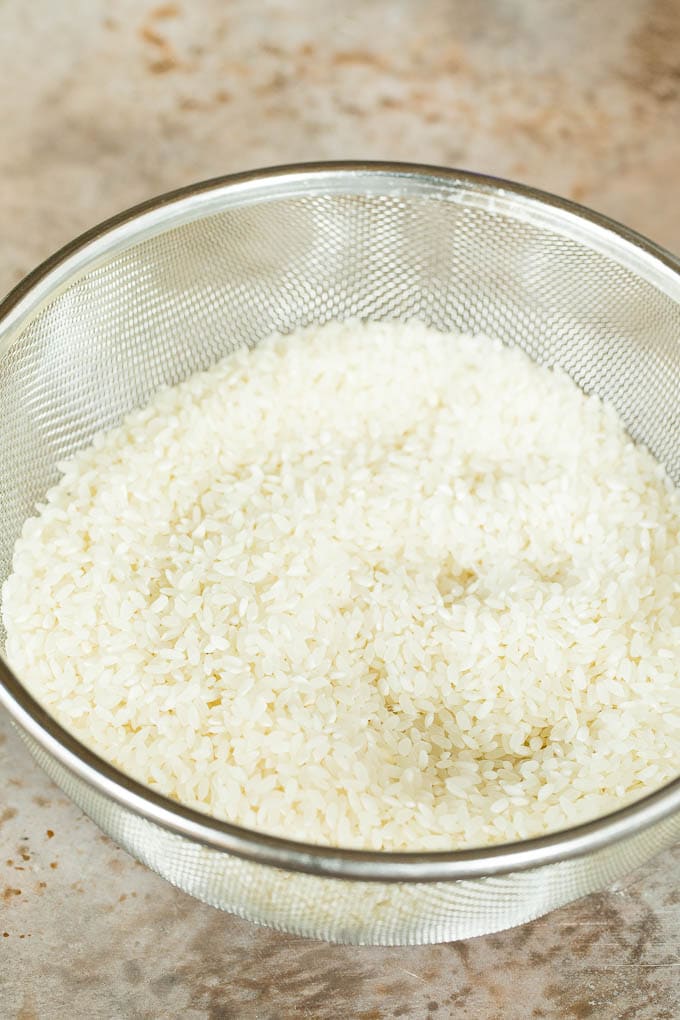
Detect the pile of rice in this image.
<box><xmin>3</xmin><ymin>320</ymin><xmax>679</xmax><ymax>850</ymax></box>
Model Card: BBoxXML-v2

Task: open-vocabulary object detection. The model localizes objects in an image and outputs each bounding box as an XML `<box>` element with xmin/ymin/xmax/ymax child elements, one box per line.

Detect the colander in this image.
<box><xmin>1</xmin><ymin>162</ymin><xmax>679</xmax><ymax>946</ymax></box>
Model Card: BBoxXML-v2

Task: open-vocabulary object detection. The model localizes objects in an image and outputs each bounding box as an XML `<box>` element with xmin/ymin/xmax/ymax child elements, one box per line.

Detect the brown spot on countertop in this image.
<box><xmin>139</xmin><ymin>9</ymin><xmax>181</xmax><ymax>74</ymax></box>
<box><xmin>49</xmin><ymin>861</ymin><xmax>58</xmax><ymax>870</ymax></box>
<box><xmin>569</xmin><ymin>181</ymin><xmax>590</xmax><ymax>203</ymax></box>
<box><xmin>0</xmin><ymin>806</ymin><xmax>17</xmax><ymax>829</ymax></box>
<box><xmin>625</xmin><ymin>0</ymin><xmax>680</xmax><ymax>100</ymax></box>
<box><xmin>46</xmin><ymin>829</ymin><xmax>54</xmax><ymax>839</ymax></box>
<box><xmin>16</xmin><ymin>990</ymin><xmax>38</xmax><ymax>1020</ymax></box>
<box><xmin>32</xmin><ymin>795</ymin><xmax>50</xmax><ymax>807</ymax></box>
<box><xmin>140</xmin><ymin>25</ymin><xmax>167</xmax><ymax>48</ymax></box>
<box><xmin>177</xmin><ymin>96</ymin><xmax>205</xmax><ymax>112</ymax></box>
<box><xmin>2</xmin><ymin>886</ymin><xmax>22</xmax><ymax>902</ymax></box>
<box><xmin>148</xmin><ymin>56</ymin><xmax>180</xmax><ymax>74</ymax></box>
<box><xmin>150</xmin><ymin>2</ymin><xmax>180</xmax><ymax>17</ymax></box>
<box><xmin>448</xmin><ymin>985</ymin><xmax>473</xmax><ymax>1010</ymax></box>
<box><xmin>123</xmin><ymin>960</ymin><xmax>143</xmax><ymax>985</ymax></box>
<box><xmin>254</xmin><ymin>71</ymin><xmax>291</xmax><ymax>96</ymax></box>
<box><xmin>261</xmin><ymin>41</ymin><xmax>285</xmax><ymax>57</ymax></box>
<box><xmin>332</xmin><ymin>50</ymin><xmax>390</xmax><ymax>71</ymax></box>
<box><xmin>173</xmin><ymin>916</ymin><xmax>378</xmax><ymax>1016</ymax></box>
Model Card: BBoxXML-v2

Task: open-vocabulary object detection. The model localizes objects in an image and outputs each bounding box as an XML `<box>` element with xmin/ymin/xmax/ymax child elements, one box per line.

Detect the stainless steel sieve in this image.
<box><xmin>1</xmin><ymin>163</ymin><xmax>679</xmax><ymax>946</ymax></box>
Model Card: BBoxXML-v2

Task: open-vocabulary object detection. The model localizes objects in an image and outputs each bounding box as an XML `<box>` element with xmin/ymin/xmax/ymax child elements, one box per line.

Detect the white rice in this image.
<box><xmin>3</xmin><ymin>320</ymin><xmax>679</xmax><ymax>850</ymax></box>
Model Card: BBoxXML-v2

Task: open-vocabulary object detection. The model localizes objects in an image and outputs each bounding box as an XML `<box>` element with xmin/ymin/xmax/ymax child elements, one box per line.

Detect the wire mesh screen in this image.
<box><xmin>1</xmin><ymin>174</ymin><xmax>679</xmax><ymax>942</ymax></box>
<box><xmin>2</xmin><ymin>189</ymin><xmax>680</xmax><ymax>603</ymax></box>
<box><xmin>18</xmin><ymin>727</ymin><xmax>680</xmax><ymax>944</ymax></box>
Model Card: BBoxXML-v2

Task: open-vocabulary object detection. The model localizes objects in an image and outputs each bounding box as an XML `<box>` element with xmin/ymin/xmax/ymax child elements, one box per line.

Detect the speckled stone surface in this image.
<box><xmin>1</xmin><ymin>2</ymin><xmax>679</xmax><ymax>1017</ymax></box>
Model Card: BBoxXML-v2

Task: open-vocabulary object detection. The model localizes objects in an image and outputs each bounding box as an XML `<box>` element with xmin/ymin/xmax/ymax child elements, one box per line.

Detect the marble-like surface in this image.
<box><xmin>1</xmin><ymin>1</ymin><xmax>679</xmax><ymax>1016</ymax></box>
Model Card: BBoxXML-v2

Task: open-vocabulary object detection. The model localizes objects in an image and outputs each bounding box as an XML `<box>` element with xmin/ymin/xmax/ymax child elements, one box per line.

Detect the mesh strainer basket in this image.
<box><xmin>1</xmin><ymin>163</ymin><xmax>679</xmax><ymax>946</ymax></box>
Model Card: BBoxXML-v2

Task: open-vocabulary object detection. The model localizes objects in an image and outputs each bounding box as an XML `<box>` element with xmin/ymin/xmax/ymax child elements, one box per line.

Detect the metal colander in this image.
<box><xmin>1</xmin><ymin>163</ymin><xmax>680</xmax><ymax>946</ymax></box>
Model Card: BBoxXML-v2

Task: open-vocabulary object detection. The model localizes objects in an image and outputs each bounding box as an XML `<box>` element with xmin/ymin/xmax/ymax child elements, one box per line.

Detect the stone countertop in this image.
<box><xmin>1</xmin><ymin>1</ymin><xmax>679</xmax><ymax>1017</ymax></box>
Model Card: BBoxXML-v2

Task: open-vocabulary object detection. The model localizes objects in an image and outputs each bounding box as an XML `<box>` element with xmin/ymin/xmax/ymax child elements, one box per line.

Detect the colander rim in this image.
<box><xmin>1</xmin><ymin>160</ymin><xmax>679</xmax><ymax>883</ymax></box>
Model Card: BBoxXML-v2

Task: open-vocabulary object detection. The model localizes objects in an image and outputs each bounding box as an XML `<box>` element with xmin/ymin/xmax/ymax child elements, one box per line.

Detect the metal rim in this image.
<box><xmin>1</xmin><ymin>161</ymin><xmax>680</xmax><ymax>883</ymax></box>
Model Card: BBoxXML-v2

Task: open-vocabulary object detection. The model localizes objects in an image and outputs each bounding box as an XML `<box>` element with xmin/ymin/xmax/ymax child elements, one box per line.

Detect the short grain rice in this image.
<box><xmin>3</xmin><ymin>320</ymin><xmax>680</xmax><ymax>850</ymax></box>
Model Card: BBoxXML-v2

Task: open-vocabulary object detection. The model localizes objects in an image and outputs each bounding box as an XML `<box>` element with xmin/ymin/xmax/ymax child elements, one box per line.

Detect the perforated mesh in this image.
<box><xmin>1</xmin><ymin>171</ymin><xmax>679</xmax><ymax>943</ymax></box>
<box><xmin>18</xmin><ymin>729</ymin><xmax>680</xmax><ymax>944</ymax></box>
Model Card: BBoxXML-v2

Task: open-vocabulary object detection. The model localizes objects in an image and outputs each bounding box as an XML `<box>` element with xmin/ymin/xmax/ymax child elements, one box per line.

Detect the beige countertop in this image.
<box><xmin>1</xmin><ymin>1</ymin><xmax>679</xmax><ymax>1017</ymax></box>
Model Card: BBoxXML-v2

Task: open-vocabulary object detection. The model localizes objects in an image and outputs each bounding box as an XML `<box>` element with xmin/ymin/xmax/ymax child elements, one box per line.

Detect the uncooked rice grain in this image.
<box><xmin>3</xmin><ymin>320</ymin><xmax>680</xmax><ymax>850</ymax></box>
